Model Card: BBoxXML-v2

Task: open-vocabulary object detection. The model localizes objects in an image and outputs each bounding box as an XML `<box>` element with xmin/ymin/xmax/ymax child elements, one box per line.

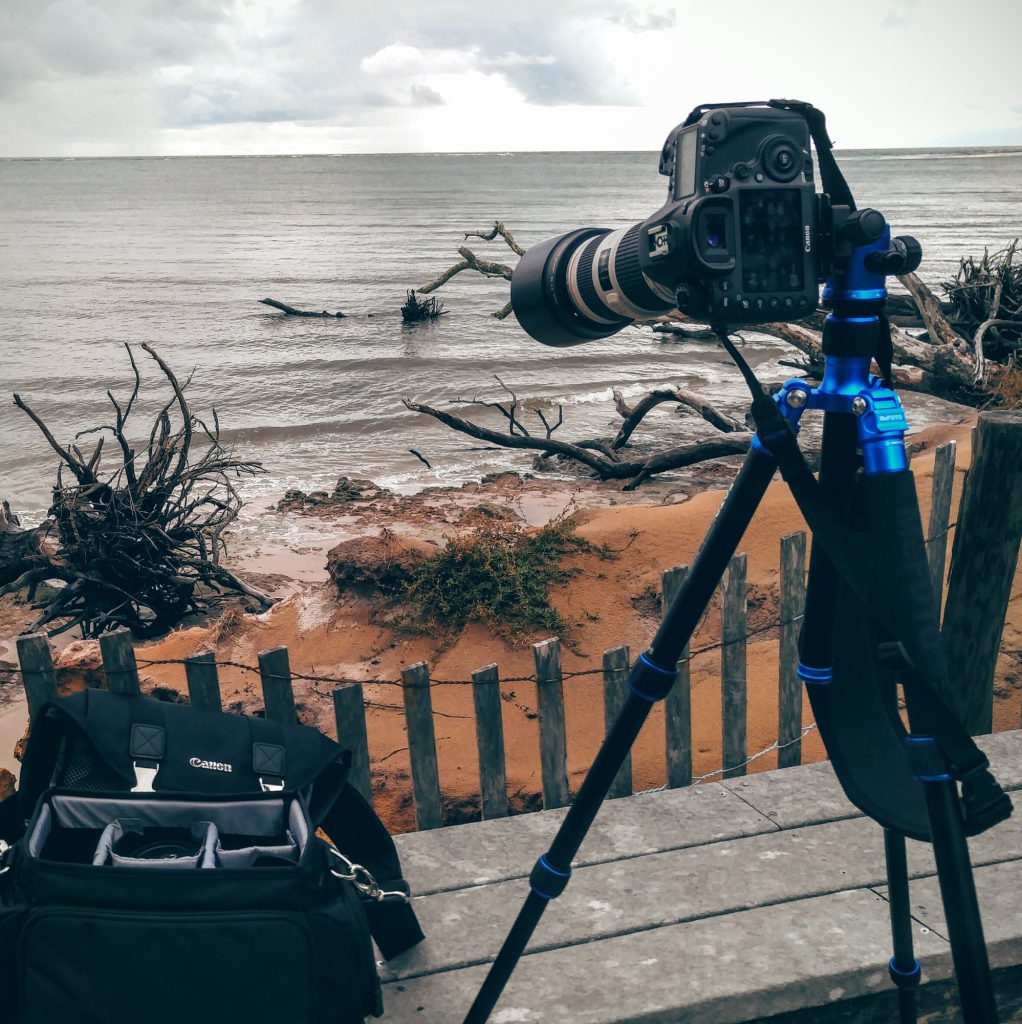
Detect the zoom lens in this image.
<box><xmin>511</xmin><ymin>224</ymin><xmax>675</xmax><ymax>347</ymax></box>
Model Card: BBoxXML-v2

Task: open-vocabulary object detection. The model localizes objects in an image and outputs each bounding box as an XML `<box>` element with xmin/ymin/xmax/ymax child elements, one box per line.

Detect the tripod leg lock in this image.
<box><xmin>888</xmin><ymin>956</ymin><xmax>922</xmax><ymax>989</ymax></box>
<box><xmin>628</xmin><ymin>652</ymin><xmax>677</xmax><ymax>703</ymax></box>
<box><xmin>529</xmin><ymin>855</ymin><xmax>571</xmax><ymax>901</ymax></box>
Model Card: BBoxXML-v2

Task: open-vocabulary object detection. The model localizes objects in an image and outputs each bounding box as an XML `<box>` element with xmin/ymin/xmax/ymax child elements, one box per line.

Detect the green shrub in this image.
<box><xmin>401</xmin><ymin>518</ymin><xmax>612</xmax><ymax>644</ymax></box>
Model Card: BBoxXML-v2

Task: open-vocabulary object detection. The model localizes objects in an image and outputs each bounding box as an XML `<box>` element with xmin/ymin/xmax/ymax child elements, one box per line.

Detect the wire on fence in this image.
<box><xmin>635</xmin><ymin>722</ymin><xmax>819</xmax><ymax>794</ymax></box>
<box><xmin>0</xmin><ymin>609</ymin><xmax>808</xmax><ymax>689</ymax></box>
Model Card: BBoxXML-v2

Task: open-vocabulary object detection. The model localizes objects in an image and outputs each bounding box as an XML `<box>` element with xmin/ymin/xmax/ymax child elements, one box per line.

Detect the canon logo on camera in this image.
<box><xmin>189</xmin><ymin>756</ymin><xmax>233</xmax><ymax>773</ymax></box>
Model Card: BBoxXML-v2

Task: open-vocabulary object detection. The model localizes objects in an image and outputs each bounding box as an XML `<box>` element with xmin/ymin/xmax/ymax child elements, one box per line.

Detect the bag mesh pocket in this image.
<box><xmin>59</xmin><ymin>735</ymin><xmax>125</xmax><ymax>791</ymax></box>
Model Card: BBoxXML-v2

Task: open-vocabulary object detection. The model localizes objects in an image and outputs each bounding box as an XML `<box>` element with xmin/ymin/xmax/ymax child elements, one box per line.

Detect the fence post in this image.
<box><xmin>99</xmin><ymin>629</ymin><xmax>140</xmax><ymax>694</ymax></box>
<box><xmin>602</xmin><ymin>646</ymin><xmax>631</xmax><ymax>798</ymax></box>
<box><xmin>533</xmin><ymin>638</ymin><xmax>569</xmax><ymax>808</ymax></box>
<box><xmin>942</xmin><ymin>411</ymin><xmax>1022</xmax><ymax>734</ymax></box>
<box><xmin>16</xmin><ymin>634</ymin><xmax>57</xmax><ymax>721</ymax></box>
<box><xmin>662</xmin><ymin>566</ymin><xmax>692</xmax><ymax>787</ymax></box>
<box><xmin>401</xmin><ymin>662</ymin><xmax>443</xmax><ymax>830</ymax></box>
<box><xmin>333</xmin><ymin>684</ymin><xmax>371</xmax><ymax>804</ymax></box>
<box><xmin>721</xmin><ymin>554</ymin><xmax>747</xmax><ymax>779</ymax></box>
<box><xmin>926</xmin><ymin>440</ymin><xmax>957</xmax><ymax>621</ymax></box>
<box><xmin>472</xmin><ymin>664</ymin><xmax>509</xmax><ymax>819</ymax></box>
<box><xmin>258</xmin><ymin>647</ymin><xmax>297</xmax><ymax>725</ymax></box>
<box><xmin>777</xmin><ymin>532</ymin><xmax>807</xmax><ymax>769</ymax></box>
<box><xmin>184</xmin><ymin>651</ymin><xmax>222</xmax><ymax>712</ymax></box>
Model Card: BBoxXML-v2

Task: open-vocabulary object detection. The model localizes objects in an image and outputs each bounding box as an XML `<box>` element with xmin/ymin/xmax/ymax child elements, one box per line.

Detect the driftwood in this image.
<box><xmin>755</xmin><ymin>315</ymin><xmax>981</xmax><ymax>403</ymax></box>
<box><xmin>612</xmin><ymin>387</ymin><xmax>745</xmax><ymax>446</ymax></box>
<box><xmin>418</xmin><ymin>221</ymin><xmax>523</xmax><ymax>320</ymax></box>
<box><xmin>943</xmin><ymin>241</ymin><xmax>1020</xmax><ymax>366</ymax></box>
<box><xmin>403</xmin><ymin>397</ymin><xmax>750</xmax><ymax>490</ymax></box>
<box><xmin>260</xmin><ymin>298</ymin><xmax>346</xmax><ymax>318</ymax></box>
<box><xmin>4</xmin><ymin>344</ymin><xmax>272</xmax><ymax>638</ymax></box>
<box><xmin>0</xmin><ymin>501</ymin><xmax>43</xmax><ymax>588</ymax></box>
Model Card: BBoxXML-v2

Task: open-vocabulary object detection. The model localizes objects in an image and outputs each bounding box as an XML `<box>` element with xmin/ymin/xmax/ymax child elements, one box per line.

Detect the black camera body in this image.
<box><xmin>640</xmin><ymin>104</ymin><xmax>819</xmax><ymax>324</ymax></box>
<box><xmin>511</xmin><ymin>101</ymin><xmax>835</xmax><ymax>346</ymax></box>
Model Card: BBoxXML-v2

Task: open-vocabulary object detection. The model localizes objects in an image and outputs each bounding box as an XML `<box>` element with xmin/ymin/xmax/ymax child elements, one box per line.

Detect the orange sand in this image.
<box><xmin>125</xmin><ymin>415</ymin><xmax>1021</xmax><ymax>833</ymax></box>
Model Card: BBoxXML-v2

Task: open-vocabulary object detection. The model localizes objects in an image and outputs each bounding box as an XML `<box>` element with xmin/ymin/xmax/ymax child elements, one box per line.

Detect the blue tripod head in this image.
<box><xmin>765</xmin><ymin>217</ymin><xmax>923</xmax><ymax>475</ymax></box>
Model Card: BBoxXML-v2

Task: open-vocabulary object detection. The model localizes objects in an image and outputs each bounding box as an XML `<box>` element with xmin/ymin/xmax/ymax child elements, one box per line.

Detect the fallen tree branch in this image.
<box><xmin>403</xmin><ymin>398</ymin><xmax>750</xmax><ymax>487</ymax></box>
<box><xmin>463</xmin><ymin>221</ymin><xmax>525</xmax><ymax>257</ymax></box>
<box><xmin>612</xmin><ymin>387</ymin><xmax>744</xmax><ymax>448</ymax></box>
<box><xmin>260</xmin><ymin>298</ymin><xmax>346</xmax><ymax>318</ymax></box>
<box><xmin>418</xmin><ymin>222</ymin><xmax>522</xmax><ymax>316</ymax></box>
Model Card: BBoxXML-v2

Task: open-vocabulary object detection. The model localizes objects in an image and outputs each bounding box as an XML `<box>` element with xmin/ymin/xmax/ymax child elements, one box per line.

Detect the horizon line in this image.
<box><xmin>3</xmin><ymin>143</ymin><xmax>1022</xmax><ymax>162</ymax></box>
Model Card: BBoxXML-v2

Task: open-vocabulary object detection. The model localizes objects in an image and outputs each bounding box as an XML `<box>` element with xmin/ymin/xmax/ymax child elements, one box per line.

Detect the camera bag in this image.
<box><xmin>0</xmin><ymin>688</ymin><xmax>424</xmax><ymax>1024</ymax></box>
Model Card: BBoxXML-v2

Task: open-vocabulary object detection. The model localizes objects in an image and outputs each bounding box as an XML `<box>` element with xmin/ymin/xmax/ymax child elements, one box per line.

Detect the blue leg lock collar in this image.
<box><xmin>529</xmin><ymin>854</ymin><xmax>571</xmax><ymax>901</ymax></box>
<box><xmin>888</xmin><ymin>956</ymin><xmax>921</xmax><ymax>989</ymax></box>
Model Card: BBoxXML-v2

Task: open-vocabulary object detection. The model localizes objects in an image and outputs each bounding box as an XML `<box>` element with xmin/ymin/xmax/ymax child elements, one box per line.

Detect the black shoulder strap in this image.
<box><xmin>319</xmin><ymin>783</ymin><xmax>424</xmax><ymax>959</ymax></box>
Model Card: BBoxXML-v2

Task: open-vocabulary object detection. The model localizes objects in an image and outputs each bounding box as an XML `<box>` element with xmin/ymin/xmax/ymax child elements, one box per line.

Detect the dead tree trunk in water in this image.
<box><xmin>260</xmin><ymin>298</ymin><xmax>346</xmax><ymax>318</ymax></box>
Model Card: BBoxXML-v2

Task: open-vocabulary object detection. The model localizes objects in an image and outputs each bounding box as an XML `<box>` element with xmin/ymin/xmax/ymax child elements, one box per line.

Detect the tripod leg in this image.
<box><xmin>884</xmin><ymin>828</ymin><xmax>921</xmax><ymax>1023</ymax></box>
<box><xmin>463</xmin><ymin>446</ymin><xmax>779</xmax><ymax>1024</ymax></box>
<box><xmin>905</xmin><ymin>737</ymin><xmax>999</xmax><ymax>1023</ymax></box>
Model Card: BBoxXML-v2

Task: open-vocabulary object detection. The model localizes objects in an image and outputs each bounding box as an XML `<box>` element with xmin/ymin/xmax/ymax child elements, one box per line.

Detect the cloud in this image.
<box><xmin>881</xmin><ymin>0</ymin><xmax>917</xmax><ymax>29</ymax></box>
<box><xmin>608</xmin><ymin>8</ymin><xmax>677</xmax><ymax>31</ymax></box>
<box><xmin>0</xmin><ymin>0</ymin><xmax>719</xmax><ymax>152</ymax></box>
<box><xmin>410</xmin><ymin>83</ymin><xmax>445</xmax><ymax>106</ymax></box>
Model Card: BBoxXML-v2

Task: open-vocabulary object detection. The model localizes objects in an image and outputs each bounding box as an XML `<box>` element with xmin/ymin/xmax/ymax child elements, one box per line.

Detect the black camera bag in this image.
<box><xmin>0</xmin><ymin>689</ymin><xmax>424</xmax><ymax>1024</ymax></box>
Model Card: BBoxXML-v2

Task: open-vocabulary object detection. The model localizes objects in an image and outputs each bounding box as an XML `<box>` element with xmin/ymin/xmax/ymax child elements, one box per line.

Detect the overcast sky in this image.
<box><xmin>1</xmin><ymin>0</ymin><xmax>1019</xmax><ymax>157</ymax></box>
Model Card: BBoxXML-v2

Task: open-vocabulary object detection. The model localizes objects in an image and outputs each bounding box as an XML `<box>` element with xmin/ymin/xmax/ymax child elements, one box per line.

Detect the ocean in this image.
<box><xmin>2</xmin><ymin>147</ymin><xmax>1020</xmax><ymax>528</ymax></box>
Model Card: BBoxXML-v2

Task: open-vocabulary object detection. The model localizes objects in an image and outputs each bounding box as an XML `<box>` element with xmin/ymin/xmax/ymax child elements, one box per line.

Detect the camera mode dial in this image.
<box><xmin>761</xmin><ymin>136</ymin><xmax>802</xmax><ymax>183</ymax></box>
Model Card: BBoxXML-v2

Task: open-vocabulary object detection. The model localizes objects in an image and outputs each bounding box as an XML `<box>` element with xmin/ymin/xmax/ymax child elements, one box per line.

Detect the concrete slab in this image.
<box><xmin>976</xmin><ymin>730</ymin><xmax>1022</xmax><ymax>792</ymax></box>
<box><xmin>379</xmin><ymin>888</ymin><xmax>950</xmax><ymax>1024</ymax></box>
<box><xmin>721</xmin><ymin>760</ymin><xmax>860</xmax><ymax>830</ymax></box>
<box><xmin>878</xmin><ymin>859</ymin><xmax>1022</xmax><ymax>972</ymax></box>
<box><xmin>384</xmin><ymin>818</ymin><xmax>889</xmax><ymax>982</ymax></box>
<box><xmin>720</xmin><ymin>729</ymin><xmax>1021</xmax><ymax>832</ymax></box>
<box><xmin>393</xmin><ymin>782</ymin><xmax>775</xmax><ymax>896</ymax></box>
<box><xmin>384</xmin><ymin>813</ymin><xmax>1022</xmax><ymax>983</ymax></box>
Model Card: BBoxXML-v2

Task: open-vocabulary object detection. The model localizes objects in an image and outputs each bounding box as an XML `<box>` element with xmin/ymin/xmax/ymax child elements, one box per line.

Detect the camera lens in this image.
<box><xmin>511</xmin><ymin>224</ymin><xmax>674</xmax><ymax>347</ymax></box>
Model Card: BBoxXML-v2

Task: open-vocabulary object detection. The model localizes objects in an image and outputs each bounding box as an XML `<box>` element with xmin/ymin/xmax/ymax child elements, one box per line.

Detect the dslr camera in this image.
<box><xmin>511</xmin><ymin>101</ymin><xmax>889</xmax><ymax>346</ymax></box>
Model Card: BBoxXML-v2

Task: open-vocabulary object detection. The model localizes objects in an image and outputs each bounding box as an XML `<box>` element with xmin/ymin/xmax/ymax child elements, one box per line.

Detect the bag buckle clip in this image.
<box><xmin>0</xmin><ymin>838</ymin><xmax>11</xmax><ymax>876</ymax></box>
<box><xmin>259</xmin><ymin>777</ymin><xmax>285</xmax><ymax>792</ymax></box>
<box><xmin>131</xmin><ymin>762</ymin><xmax>159</xmax><ymax>793</ymax></box>
<box><xmin>327</xmin><ymin>846</ymin><xmax>408</xmax><ymax>903</ymax></box>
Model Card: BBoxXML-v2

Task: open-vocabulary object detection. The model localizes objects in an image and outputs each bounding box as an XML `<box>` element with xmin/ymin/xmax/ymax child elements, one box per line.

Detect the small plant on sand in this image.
<box><xmin>401</xmin><ymin>517</ymin><xmax>613</xmax><ymax>644</ymax></box>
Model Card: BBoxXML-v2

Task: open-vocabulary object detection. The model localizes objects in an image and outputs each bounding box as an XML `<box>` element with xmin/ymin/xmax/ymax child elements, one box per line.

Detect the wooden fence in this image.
<box><xmin>10</xmin><ymin>435</ymin><xmax>1012</xmax><ymax>833</ymax></box>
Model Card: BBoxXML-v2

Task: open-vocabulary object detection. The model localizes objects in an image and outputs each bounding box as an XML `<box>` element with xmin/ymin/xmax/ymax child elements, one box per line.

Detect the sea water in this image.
<box><xmin>1</xmin><ymin>148</ymin><xmax>1020</xmax><ymax>524</ymax></box>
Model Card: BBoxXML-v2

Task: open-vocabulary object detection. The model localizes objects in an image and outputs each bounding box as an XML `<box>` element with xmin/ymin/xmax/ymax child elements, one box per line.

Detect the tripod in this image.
<box><xmin>464</xmin><ymin>226</ymin><xmax>1013</xmax><ymax>1023</ymax></box>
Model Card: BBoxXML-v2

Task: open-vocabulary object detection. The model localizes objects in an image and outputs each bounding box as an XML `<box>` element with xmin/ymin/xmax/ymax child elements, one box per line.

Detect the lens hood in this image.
<box><xmin>511</xmin><ymin>228</ymin><xmax>624</xmax><ymax>347</ymax></box>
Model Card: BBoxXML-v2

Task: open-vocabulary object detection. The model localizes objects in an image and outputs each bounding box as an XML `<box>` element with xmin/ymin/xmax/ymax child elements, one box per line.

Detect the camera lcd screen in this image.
<box><xmin>675</xmin><ymin>129</ymin><xmax>697</xmax><ymax>199</ymax></box>
<box><xmin>738</xmin><ymin>189</ymin><xmax>805</xmax><ymax>293</ymax></box>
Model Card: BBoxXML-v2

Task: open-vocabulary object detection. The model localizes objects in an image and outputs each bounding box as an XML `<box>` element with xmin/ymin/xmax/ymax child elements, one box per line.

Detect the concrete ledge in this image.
<box><xmin>384</xmin><ymin>730</ymin><xmax>1022</xmax><ymax>1022</ymax></box>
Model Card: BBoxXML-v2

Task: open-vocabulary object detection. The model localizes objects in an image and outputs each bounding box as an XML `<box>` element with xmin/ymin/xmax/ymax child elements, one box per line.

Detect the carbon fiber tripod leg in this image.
<box><xmin>884</xmin><ymin>829</ymin><xmax>921</xmax><ymax>1023</ymax></box>
<box><xmin>463</xmin><ymin>447</ymin><xmax>779</xmax><ymax>1024</ymax></box>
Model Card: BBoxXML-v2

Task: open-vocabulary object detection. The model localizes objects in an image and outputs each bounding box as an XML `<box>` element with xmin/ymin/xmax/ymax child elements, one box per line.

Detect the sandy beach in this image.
<box><xmin>5</xmin><ymin>410</ymin><xmax>1018</xmax><ymax>834</ymax></box>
